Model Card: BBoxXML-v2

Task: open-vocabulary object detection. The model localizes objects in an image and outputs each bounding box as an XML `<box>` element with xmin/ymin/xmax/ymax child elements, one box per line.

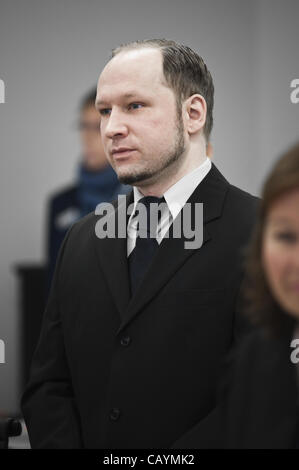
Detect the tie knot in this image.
<box><xmin>138</xmin><ymin>195</ymin><xmax>165</xmax><ymax>207</ymax></box>
<box><xmin>135</xmin><ymin>196</ymin><xmax>166</xmax><ymax>238</ymax></box>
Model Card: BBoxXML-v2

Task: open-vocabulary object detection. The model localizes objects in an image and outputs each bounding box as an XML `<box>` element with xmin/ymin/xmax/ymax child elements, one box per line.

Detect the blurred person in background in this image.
<box><xmin>220</xmin><ymin>142</ymin><xmax>299</xmax><ymax>449</ymax></box>
<box><xmin>46</xmin><ymin>88</ymin><xmax>129</xmax><ymax>292</ymax></box>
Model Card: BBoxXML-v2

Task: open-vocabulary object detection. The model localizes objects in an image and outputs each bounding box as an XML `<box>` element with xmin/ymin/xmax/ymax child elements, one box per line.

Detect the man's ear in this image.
<box><xmin>184</xmin><ymin>94</ymin><xmax>207</xmax><ymax>135</ymax></box>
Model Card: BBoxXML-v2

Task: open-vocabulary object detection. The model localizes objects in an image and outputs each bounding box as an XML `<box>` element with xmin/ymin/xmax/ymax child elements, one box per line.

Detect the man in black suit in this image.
<box><xmin>21</xmin><ymin>39</ymin><xmax>258</xmax><ymax>448</ymax></box>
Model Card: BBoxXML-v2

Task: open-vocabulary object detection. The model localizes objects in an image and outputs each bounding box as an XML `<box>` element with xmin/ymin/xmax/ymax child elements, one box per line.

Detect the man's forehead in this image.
<box><xmin>98</xmin><ymin>48</ymin><xmax>163</xmax><ymax>85</ymax></box>
<box><xmin>108</xmin><ymin>47</ymin><xmax>162</xmax><ymax>69</ymax></box>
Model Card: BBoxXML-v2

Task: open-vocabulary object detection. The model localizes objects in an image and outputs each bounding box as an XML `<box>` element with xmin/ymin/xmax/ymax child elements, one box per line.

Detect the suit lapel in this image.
<box><xmin>92</xmin><ymin>192</ymin><xmax>133</xmax><ymax>319</ymax></box>
<box><xmin>93</xmin><ymin>163</ymin><xmax>230</xmax><ymax>330</ymax></box>
<box><xmin>117</xmin><ymin>163</ymin><xmax>230</xmax><ymax>333</ymax></box>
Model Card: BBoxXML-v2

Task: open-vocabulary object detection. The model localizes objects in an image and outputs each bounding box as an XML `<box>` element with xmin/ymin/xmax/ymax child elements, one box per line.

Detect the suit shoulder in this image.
<box><xmin>224</xmin><ymin>184</ymin><xmax>260</xmax><ymax>223</ymax></box>
<box><xmin>227</xmin><ymin>184</ymin><xmax>260</xmax><ymax>207</ymax></box>
<box><xmin>210</xmin><ymin>163</ymin><xmax>260</xmax><ymax>213</ymax></box>
<box><xmin>68</xmin><ymin>210</ymin><xmax>97</xmax><ymax>237</ymax></box>
<box><xmin>67</xmin><ymin>195</ymin><xmax>126</xmax><ymax>240</ymax></box>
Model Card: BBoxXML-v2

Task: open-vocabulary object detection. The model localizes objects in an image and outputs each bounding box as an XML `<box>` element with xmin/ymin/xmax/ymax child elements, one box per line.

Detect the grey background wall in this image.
<box><xmin>0</xmin><ymin>0</ymin><xmax>298</xmax><ymax>413</ymax></box>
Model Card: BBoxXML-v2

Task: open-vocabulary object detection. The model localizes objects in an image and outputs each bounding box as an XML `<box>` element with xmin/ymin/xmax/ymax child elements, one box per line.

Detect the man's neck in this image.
<box><xmin>137</xmin><ymin>152</ymin><xmax>207</xmax><ymax>197</ymax></box>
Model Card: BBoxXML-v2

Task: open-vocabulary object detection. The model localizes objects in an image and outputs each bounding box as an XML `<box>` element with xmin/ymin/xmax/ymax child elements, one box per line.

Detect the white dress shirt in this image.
<box><xmin>127</xmin><ymin>157</ymin><xmax>212</xmax><ymax>257</ymax></box>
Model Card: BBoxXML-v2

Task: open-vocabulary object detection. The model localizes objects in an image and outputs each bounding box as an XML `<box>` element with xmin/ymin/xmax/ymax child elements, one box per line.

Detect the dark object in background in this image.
<box><xmin>0</xmin><ymin>418</ymin><xmax>22</xmax><ymax>449</ymax></box>
<box><xmin>15</xmin><ymin>264</ymin><xmax>47</xmax><ymax>395</ymax></box>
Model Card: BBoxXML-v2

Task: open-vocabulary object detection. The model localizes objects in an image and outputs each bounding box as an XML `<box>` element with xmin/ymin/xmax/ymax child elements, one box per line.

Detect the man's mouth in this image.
<box><xmin>111</xmin><ymin>148</ymin><xmax>136</xmax><ymax>159</ymax></box>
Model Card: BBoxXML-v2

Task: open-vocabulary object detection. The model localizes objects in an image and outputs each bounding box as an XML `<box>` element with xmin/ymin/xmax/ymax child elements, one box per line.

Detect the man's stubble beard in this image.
<box><xmin>117</xmin><ymin>111</ymin><xmax>186</xmax><ymax>186</ymax></box>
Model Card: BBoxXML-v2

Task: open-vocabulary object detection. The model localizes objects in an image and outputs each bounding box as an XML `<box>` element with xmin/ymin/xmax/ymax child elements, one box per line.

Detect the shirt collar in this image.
<box><xmin>129</xmin><ymin>156</ymin><xmax>212</xmax><ymax>222</ymax></box>
<box><xmin>163</xmin><ymin>157</ymin><xmax>211</xmax><ymax>220</ymax></box>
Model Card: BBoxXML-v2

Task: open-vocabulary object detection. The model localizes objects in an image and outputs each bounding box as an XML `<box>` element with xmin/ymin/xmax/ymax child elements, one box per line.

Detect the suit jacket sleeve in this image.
<box><xmin>21</xmin><ymin>222</ymin><xmax>83</xmax><ymax>449</ymax></box>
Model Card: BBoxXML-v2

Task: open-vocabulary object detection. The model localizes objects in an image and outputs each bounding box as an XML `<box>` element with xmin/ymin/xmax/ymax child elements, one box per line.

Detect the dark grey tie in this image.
<box><xmin>128</xmin><ymin>196</ymin><xmax>165</xmax><ymax>295</ymax></box>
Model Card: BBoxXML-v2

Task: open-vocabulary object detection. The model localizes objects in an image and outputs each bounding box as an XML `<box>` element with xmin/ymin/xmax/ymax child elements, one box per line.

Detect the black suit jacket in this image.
<box><xmin>21</xmin><ymin>163</ymin><xmax>259</xmax><ymax>448</ymax></box>
<box><xmin>219</xmin><ymin>324</ymin><xmax>299</xmax><ymax>449</ymax></box>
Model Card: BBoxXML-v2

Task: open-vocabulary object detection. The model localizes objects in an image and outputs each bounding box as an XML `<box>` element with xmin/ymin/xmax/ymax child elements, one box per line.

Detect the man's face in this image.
<box><xmin>96</xmin><ymin>48</ymin><xmax>186</xmax><ymax>187</ymax></box>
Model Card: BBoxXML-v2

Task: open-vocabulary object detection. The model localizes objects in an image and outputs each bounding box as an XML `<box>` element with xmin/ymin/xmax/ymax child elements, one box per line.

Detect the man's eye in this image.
<box><xmin>99</xmin><ymin>109</ymin><xmax>111</xmax><ymax>116</ymax></box>
<box><xmin>128</xmin><ymin>103</ymin><xmax>143</xmax><ymax>110</ymax></box>
<box><xmin>275</xmin><ymin>232</ymin><xmax>297</xmax><ymax>243</ymax></box>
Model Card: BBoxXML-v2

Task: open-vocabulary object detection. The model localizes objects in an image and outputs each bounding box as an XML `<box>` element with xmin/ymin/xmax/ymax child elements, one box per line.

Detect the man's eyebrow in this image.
<box><xmin>95</xmin><ymin>99</ymin><xmax>108</xmax><ymax>109</ymax></box>
<box><xmin>123</xmin><ymin>92</ymin><xmax>140</xmax><ymax>99</ymax></box>
<box><xmin>95</xmin><ymin>92</ymin><xmax>144</xmax><ymax>109</ymax></box>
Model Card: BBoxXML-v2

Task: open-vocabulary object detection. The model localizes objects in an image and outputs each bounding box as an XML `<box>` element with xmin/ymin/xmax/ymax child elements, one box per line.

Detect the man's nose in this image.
<box><xmin>104</xmin><ymin>109</ymin><xmax>128</xmax><ymax>139</ymax></box>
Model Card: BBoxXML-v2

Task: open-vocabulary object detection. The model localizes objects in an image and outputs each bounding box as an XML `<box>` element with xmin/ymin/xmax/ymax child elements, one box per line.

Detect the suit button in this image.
<box><xmin>110</xmin><ymin>408</ymin><xmax>121</xmax><ymax>421</ymax></box>
<box><xmin>120</xmin><ymin>336</ymin><xmax>131</xmax><ymax>346</ymax></box>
